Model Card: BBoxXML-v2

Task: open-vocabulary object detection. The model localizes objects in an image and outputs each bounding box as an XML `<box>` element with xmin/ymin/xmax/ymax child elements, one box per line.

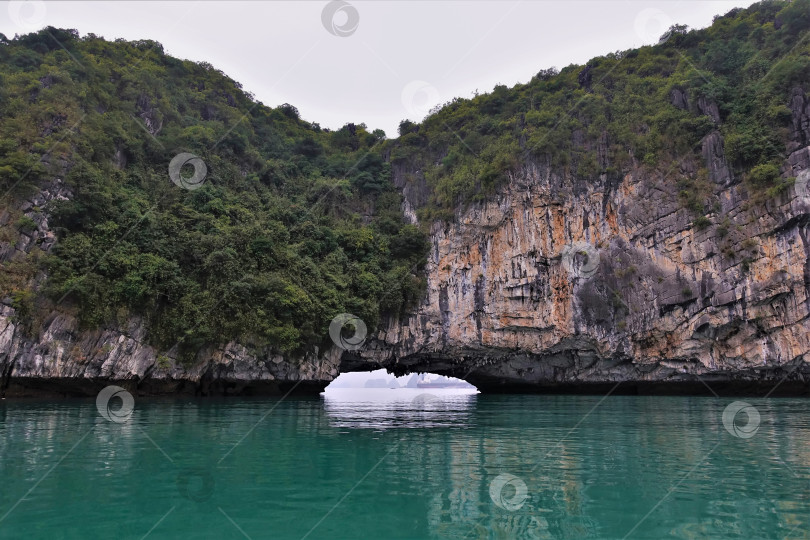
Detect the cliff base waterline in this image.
<box><xmin>3</xmin><ymin>374</ymin><xmax>809</xmax><ymax>398</ymax></box>
<box><xmin>0</xmin><ymin>378</ymin><xmax>328</xmax><ymax>399</ymax></box>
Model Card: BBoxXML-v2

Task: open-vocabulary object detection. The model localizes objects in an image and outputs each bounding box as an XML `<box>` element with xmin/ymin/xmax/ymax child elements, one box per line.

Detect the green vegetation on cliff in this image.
<box><xmin>389</xmin><ymin>0</ymin><xmax>809</xmax><ymax>220</ymax></box>
<box><xmin>0</xmin><ymin>29</ymin><xmax>428</xmax><ymax>359</ymax></box>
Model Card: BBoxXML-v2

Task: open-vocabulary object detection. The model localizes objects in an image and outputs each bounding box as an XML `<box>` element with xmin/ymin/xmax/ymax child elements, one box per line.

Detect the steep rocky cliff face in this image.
<box><xmin>3</xmin><ymin>89</ymin><xmax>810</xmax><ymax>396</ymax></box>
<box><xmin>346</xmin><ymin>88</ymin><xmax>810</xmax><ymax>395</ymax></box>
<box><xmin>4</xmin><ymin>90</ymin><xmax>810</xmax><ymax>396</ymax></box>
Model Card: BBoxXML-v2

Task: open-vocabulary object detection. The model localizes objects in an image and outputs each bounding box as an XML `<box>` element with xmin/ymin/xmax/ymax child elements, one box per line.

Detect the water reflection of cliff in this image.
<box><xmin>3</xmin><ymin>396</ymin><xmax>810</xmax><ymax>538</ymax></box>
<box><xmin>399</xmin><ymin>396</ymin><xmax>810</xmax><ymax>539</ymax></box>
<box><xmin>322</xmin><ymin>388</ymin><xmax>478</xmax><ymax>429</ymax></box>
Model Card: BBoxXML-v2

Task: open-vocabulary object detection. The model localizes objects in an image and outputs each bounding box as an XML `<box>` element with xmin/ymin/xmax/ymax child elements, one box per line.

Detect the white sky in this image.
<box><xmin>1</xmin><ymin>0</ymin><xmax>757</xmax><ymax>137</ymax></box>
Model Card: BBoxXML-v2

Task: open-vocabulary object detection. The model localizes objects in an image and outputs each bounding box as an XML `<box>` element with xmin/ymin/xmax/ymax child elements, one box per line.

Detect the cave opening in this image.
<box><xmin>323</xmin><ymin>368</ymin><xmax>478</xmax><ymax>393</ymax></box>
<box><xmin>321</xmin><ymin>369</ymin><xmax>479</xmax><ymax>428</ymax></box>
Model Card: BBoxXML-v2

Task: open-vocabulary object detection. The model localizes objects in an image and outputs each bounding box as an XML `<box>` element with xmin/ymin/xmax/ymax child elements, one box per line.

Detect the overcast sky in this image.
<box><xmin>2</xmin><ymin>0</ymin><xmax>757</xmax><ymax>137</ymax></box>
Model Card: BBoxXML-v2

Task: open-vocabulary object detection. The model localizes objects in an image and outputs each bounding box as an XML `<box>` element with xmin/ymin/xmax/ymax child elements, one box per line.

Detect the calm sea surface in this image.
<box><xmin>1</xmin><ymin>390</ymin><xmax>809</xmax><ymax>539</ymax></box>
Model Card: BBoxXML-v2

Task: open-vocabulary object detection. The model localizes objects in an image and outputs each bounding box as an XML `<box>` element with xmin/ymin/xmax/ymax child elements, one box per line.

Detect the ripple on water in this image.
<box><xmin>1</xmin><ymin>394</ymin><xmax>809</xmax><ymax>539</ymax></box>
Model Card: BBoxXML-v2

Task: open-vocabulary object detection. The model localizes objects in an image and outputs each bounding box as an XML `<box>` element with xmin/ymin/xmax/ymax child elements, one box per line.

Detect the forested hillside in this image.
<box><xmin>0</xmin><ymin>29</ymin><xmax>428</xmax><ymax>361</ymax></box>
<box><xmin>391</xmin><ymin>0</ymin><xmax>810</xmax><ymax>221</ymax></box>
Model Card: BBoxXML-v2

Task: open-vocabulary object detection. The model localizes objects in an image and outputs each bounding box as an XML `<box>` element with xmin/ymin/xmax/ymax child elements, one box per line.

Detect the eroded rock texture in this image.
<box><xmin>3</xmin><ymin>90</ymin><xmax>810</xmax><ymax>396</ymax></box>
<box><xmin>0</xmin><ymin>304</ymin><xmax>339</xmax><ymax>397</ymax></box>
<box><xmin>349</xmin><ymin>90</ymin><xmax>810</xmax><ymax>395</ymax></box>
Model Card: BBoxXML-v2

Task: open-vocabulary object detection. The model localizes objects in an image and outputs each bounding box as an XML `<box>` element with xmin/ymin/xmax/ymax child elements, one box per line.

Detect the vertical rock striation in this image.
<box><xmin>348</xmin><ymin>89</ymin><xmax>810</xmax><ymax>394</ymax></box>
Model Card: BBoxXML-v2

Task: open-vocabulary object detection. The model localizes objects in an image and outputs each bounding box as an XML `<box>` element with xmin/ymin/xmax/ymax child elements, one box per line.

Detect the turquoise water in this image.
<box><xmin>1</xmin><ymin>390</ymin><xmax>809</xmax><ymax>539</ymax></box>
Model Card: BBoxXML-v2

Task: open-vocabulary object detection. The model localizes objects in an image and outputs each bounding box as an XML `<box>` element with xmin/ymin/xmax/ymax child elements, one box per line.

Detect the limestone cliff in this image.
<box><xmin>348</xmin><ymin>89</ymin><xmax>810</xmax><ymax>395</ymax></box>
<box><xmin>4</xmin><ymin>88</ymin><xmax>810</xmax><ymax>395</ymax></box>
<box><xmin>0</xmin><ymin>304</ymin><xmax>339</xmax><ymax>397</ymax></box>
